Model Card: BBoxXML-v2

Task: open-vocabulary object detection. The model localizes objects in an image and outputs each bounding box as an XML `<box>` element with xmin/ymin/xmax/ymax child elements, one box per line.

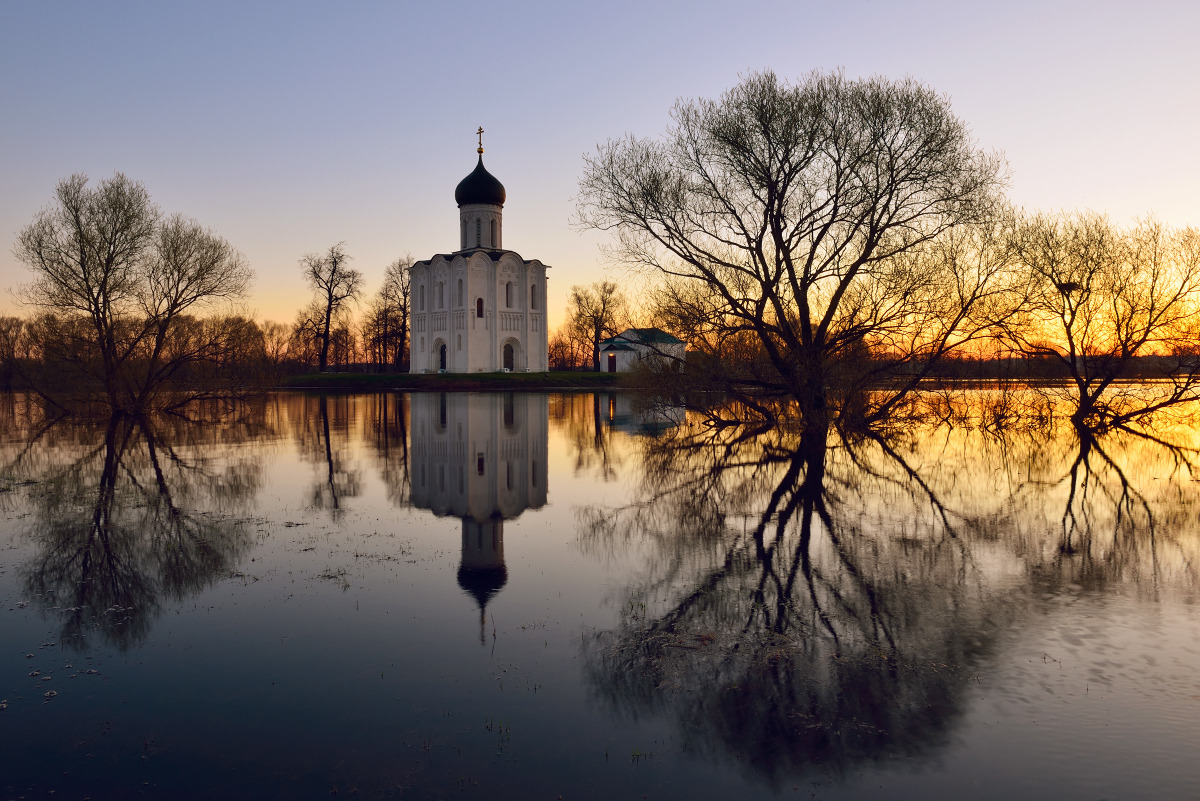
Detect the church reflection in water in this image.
<box><xmin>409</xmin><ymin>393</ymin><xmax>548</xmax><ymax>639</ymax></box>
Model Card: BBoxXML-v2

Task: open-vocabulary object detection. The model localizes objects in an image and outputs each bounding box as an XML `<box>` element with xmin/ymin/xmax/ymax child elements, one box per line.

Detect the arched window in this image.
<box><xmin>505</xmin><ymin>282</ymin><xmax>512</xmax><ymax>308</ymax></box>
<box><xmin>461</xmin><ymin>219</ymin><xmax>467</xmax><ymax>248</ymax></box>
<box><xmin>419</xmin><ymin>285</ymin><xmax>425</xmax><ymax>310</ymax></box>
<box><xmin>437</xmin><ymin>282</ymin><xmax>443</xmax><ymax>309</ymax></box>
<box><xmin>475</xmin><ymin>218</ymin><xmax>481</xmax><ymax>248</ymax></box>
<box><xmin>476</xmin><ymin>298</ymin><xmax>484</xmax><ymax>318</ymax></box>
<box><xmin>490</xmin><ymin>218</ymin><xmax>497</xmax><ymax>247</ymax></box>
<box><xmin>457</xmin><ymin>279</ymin><xmax>463</xmax><ymax>306</ymax></box>
<box><xmin>530</xmin><ymin>284</ymin><xmax>538</xmax><ymax>310</ymax></box>
<box><xmin>456</xmin><ymin>334</ymin><xmax>462</xmax><ymax>350</ymax></box>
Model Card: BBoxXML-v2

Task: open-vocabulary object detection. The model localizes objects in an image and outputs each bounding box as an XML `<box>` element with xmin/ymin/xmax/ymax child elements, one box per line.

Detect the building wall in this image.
<box><xmin>411</xmin><ymin>251</ymin><xmax>548</xmax><ymax>373</ymax></box>
<box><xmin>604</xmin><ymin>339</ymin><xmax>686</xmax><ymax>372</ymax></box>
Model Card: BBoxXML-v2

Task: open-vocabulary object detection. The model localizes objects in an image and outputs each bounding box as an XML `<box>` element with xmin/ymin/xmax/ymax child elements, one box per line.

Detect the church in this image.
<box><xmin>409</xmin><ymin>132</ymin><xmax>550</xmax><ymax>373</ymax></box>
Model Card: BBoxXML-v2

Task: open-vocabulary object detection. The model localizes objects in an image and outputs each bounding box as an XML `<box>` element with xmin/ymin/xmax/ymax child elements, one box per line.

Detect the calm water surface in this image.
<box><xmin>1</xmin><ymin>391</ymin><xmax>1198</xmax><ymax>799</ymax></box>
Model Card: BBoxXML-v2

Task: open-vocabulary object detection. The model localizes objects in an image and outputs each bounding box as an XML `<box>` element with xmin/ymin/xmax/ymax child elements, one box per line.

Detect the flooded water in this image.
<box><xmin>1</xmin><ymin>390</ymin><xmax>1199</xmax><ymax>799</ymax></box>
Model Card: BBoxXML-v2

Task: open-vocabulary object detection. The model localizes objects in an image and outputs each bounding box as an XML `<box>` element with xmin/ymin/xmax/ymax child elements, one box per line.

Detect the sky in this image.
<box><xmin>2</xmin><ymin>0</ymin><xmax>1199</xmax><ymax>332</ymax></box>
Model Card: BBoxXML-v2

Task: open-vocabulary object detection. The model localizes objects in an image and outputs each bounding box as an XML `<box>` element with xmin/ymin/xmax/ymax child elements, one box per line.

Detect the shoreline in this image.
<box><xmin>280</xmin><ymin>371</ymin><xmax>623</xmax><ymax>392</ymax></box>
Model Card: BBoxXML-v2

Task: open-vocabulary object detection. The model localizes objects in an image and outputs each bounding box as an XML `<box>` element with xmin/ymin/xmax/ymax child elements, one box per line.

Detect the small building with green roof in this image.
<box><xmin>598</xmin><ymin>327</ymin><xmax>686</xmax><ymax>373</ymax></box>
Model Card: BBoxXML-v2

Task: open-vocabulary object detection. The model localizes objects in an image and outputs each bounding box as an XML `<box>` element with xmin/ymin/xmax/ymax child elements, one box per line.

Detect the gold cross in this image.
<box><xmin>476</xmin><ymin>126</ymin><xmax>484</xmax><ymax>154</ymax></box>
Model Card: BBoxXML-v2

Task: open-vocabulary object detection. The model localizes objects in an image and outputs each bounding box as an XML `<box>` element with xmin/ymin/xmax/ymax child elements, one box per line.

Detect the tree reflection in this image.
<box><xmin>990</xmin><ymin>420</ymin><xmax>1200</xmax><ymax>595</ymax></box>
<box><xmin>366</xmin><ymin>392</ymin><xmax>410</xmax><ymax>508</ymax></box>
<box><xmin>580</xmin><ymin>415</ymin><xmax>992</xmax><ymax>786</ymax></box>
<box><xmin>553</xmin><ymin>393</ymin><xmax>622</xmax><ymax>480</ymax></box>
<box><xmin>12</xmin><ymin>408</ymin><xmax>261</xmax><ymax>650</ymax></box>
<box><xmin>297</xmin><ymin>394</ymin><xmax>362</xmax><ymax>519</ymax></box>
<box><xmin>579</xmin><ymin>398</ymin><xmax>1200</xmax><ymax>787</ymax></box>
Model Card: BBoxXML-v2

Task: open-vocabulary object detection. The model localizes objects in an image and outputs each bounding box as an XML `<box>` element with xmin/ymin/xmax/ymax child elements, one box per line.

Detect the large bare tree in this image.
<box><xmin>301</xmin><ymin>242</ymin><xmax>362</xmax><ymax>372</ymax></box>
<box><xmin>999</xmin><ymin>212</ymin><xmax>1200</xmax><ymax>429</ymax></box>
<box><xmin>578</xmin><ymin>71</ymin><xmax>1007</xmax><ymax>427</ymax></box>
<box><xmin>14</xmin><ymin>173</ymin><xmax>251</xmax><ymax>410</ymax></box>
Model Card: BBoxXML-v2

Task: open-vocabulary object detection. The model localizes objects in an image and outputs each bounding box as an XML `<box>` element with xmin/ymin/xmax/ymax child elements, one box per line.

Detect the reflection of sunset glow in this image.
<box><xmin>1</xmin><ymin>390</ymin><xmax>1199</xmax><ymax>798</ymax></box>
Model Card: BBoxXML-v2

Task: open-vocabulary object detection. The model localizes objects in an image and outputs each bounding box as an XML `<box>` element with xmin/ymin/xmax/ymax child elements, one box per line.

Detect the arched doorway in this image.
<box><xmin>501</xmin><ymin>338</ymin><xmax>522</xmax><ymax>371</ymax></box>
<box><xmin>436</xmin><ymin>341</ymin><xmax>447</xmax><ymax>371</ymax></box>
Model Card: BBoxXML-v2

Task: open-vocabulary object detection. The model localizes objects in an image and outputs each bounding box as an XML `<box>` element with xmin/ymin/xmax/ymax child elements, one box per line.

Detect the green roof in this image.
<box><xmin>600</xmin><ymin>327</ymin><xmax>685</xmax><ymax>346</ymax></box>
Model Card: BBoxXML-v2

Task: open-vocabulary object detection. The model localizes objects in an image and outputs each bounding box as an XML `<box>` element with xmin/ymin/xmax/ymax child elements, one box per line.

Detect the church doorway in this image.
<box><xmin>501</xmin><ymin>338</ymin><xmax>522</xmax><ymax>371</ymax></box>
<box><xmin>438</xmin><ymin>342</ymin><xmax>447</xmax><ymax>371</ymax></box>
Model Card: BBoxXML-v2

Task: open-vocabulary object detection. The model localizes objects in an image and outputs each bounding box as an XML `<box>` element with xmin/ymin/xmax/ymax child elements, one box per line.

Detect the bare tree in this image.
<box><xmin>14</xmin><ymin>173</ymin><xmax>252</xmax><ymax>411</ymax></box>
<box><xmin>301</xmin><ymin>242</ymin><xmax>362</xmax><ymax>372</ymax></box>
<box><xmin>290</xmin><ymin>301</ymin><xmax>325</xmax><ymax>369</ymax></box>
<box><xmin>259</xmin><ymin>320</ymin><xmax>293</xmax><ymax>377</ymax></box>
<box><xmin>564</xmin><ymin>280</ymin><xmax>629</xmax><ymax>371</ymax></box>
<box><xmin>548</xmin><ymin>329</ymin><xmax>588</xmax><ymax>370</ymax></box>
<box><xmin>362</xmin><ymin>255</ymin><xmax>412</xmax><ymax>372</ymax></box>
<box><xmin>998</xmin><ymin>213</ymin><xmax>1200</xmax><ymax>429</ymax></box>
<box><xmin>578</xmin><ymin>71</ymin><xmax>1007</xmax><ymax>427</ymax></box>
<box><xmin>0</xmin><ymin>316</ymin><xmax>22</xmax><ymax>390</ymax></box>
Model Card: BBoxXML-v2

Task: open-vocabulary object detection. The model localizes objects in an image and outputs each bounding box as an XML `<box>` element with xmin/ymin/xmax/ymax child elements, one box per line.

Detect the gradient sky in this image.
<box><xmin>2</xmin><ymin>0</ymin><xmax>1198</xmax><ymax>332</ymax></box>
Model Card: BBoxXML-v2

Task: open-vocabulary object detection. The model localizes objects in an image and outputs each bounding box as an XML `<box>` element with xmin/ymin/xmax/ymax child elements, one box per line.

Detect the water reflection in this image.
<box><xmin>296</xmin><ymin>394</ymin><xmax>363</xmax><ymax>519</ymax></box>
<box><xmin>966</xmin><ymin>420</ymin><xmax>1200</xmax><ymax>595</ymax></box>
<box><xmin>410</xmin><ymin>393</ymin><xmax>548</xmax><ymax>638</ymax></box>
<box><xmin>9</xmin><ymin>407</ymin><xmax>263</xmax><ymax>650</ymax></box>
<box><xmin>603</xmin><ymin>392</ymin><xmax>685</xmax><ymax>436</ymax></box>
<box><xmin>578</xmin><ymin>399</ymin><xmax>1200</xmax><ymax>787</ymax></box>
<box><xmin>554</xmin><ymin>392</ymin><xmax>685</xmax><ymax>483</ymax></box>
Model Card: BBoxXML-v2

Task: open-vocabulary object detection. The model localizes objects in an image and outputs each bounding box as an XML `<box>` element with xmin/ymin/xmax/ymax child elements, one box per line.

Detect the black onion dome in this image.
<box><xmin>457</xmin><ymin>564</ymin><xmax>508</xmax><ymax>610</ymax></box>
<box><xmin>454</xmin><ymin>156</ymin><xmax>506</xmax><ymax>207</ymax></box>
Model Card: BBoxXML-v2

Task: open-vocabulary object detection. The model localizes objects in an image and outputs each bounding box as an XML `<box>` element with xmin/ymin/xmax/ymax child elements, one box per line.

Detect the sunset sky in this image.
<box><xmin>2</xmin><ymin>0</ymin><xmax>1198</xmax><ymax>332</ymax></box>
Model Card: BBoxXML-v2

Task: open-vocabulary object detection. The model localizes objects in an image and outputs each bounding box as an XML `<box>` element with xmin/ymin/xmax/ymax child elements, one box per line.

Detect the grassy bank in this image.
<box><xmin>281</xmin><ymin>371</ymin><xmax>622</xmax><ymax>392</ymax></box>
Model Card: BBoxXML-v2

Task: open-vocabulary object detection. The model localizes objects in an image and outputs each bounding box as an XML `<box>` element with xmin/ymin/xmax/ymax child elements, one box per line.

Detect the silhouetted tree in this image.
<box><xmin>301</xmin><ymin>242</ymin><xmax>361</xmax><ymax>372</ymax></box>
<box><xmin>998</xmin><ymin>213</ymin><xmax>1200</xmax><ymax>428</ymax></box>
<box><xmin>564</xmin><ymin>280</ymin><xmax>629</xmax><ymax>371</ymax></box>
<box><xmin>0</xmin><ymin>316</ymin><xmax>22</xmax><ymax>390</ymax></box>
<box><xmin>578</xmin><ymin>71</ymin><xmax>1008</xmax><ymax>427</ymax></box>
<box><xmin>15</xmin><ymin>173</ymin><xmax>252</xmax><ymax>410</ymax></box>
<box><xmin>362</xmin><ymin>255</ymin><xmax>412</xmax><ymax>372</ymax></box>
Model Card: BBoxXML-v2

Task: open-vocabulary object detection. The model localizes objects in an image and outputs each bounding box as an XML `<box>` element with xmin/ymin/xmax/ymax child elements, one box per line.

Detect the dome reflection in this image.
<box><xmin>410</xmin><ymin>392</ymin><xmax>548</xmax><ymax>639</ymax></box>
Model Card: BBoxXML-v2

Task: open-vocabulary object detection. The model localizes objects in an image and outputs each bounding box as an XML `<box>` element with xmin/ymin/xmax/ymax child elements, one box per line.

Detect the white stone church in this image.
<box><xmin>409</xmin><ymin>138</ymin><xmax>549</xmax><ymax>373</ymax></box>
